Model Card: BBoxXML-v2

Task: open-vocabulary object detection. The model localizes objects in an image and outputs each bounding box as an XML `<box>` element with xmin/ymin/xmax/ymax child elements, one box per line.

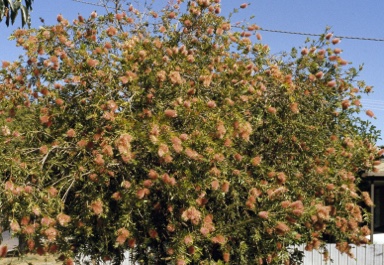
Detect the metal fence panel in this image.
<box><xmin>296</xmin><ymin>244</ymin><xmax>384</xmax><ymax>265</ymax></box>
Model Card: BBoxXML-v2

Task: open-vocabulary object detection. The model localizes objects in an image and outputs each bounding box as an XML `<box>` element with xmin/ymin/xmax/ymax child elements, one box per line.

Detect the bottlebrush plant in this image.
<box><xmin>0</xmin><ymin>1</ymin><xmax>381</xmax><ymax>264</ymax></box>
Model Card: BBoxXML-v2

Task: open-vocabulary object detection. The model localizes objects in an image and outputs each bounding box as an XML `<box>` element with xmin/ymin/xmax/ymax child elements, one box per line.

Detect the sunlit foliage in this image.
<box><xmin>0</xmin><ymin>1</ymin><xmax>381</xmax><ymax>264</ymax></box>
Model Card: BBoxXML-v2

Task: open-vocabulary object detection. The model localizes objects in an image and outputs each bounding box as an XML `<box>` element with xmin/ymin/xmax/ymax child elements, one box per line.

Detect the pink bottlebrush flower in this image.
<box><xmin>181</xmin><ymin>206</ymin><xmax>202</xmax><ymax>225</ymax></box>
<box><xmin>267</xmin><ymin>106</ymin><xmax>277</xmax><ymax>114</ymax></box>
<box><xmin>240</xmin><ymin>3</ymin><xmax>248</xmax><ymax>8</ymax></box>
<box><xmin>176</xmin><ymin>259</ymin><xmax>186</xmax><ymax>265</ymax></box>
<box><xmin>86</xmin><ymin>58</ymin><xmax>99</xmax><ymax>67</ymax></box>
<box><xmin>167</xmin><ymin>224</ymin><xmax>175</xmax><ymax>232</ymax></box>
<box><xmin>250</xmin><ymin>188</ymin><xmax>262</xmax><ymax>197</ymax></box>
<box><xmin>57</xmin><ymin>213</ymin><xmax>71</xmax><ymax>226</ymax></box>
<box><xmin>91</xmin><ymin>200</ymin><xmax>103</xmax><ymax>215</ymax></box>
<box><xmin>23</xmin><ymin>224</ymin><xmax>36</xmax><ymax>235</ymax></box>
<box><xmin>281</xmin><ymin>201</ymin><xmax>291</xmax><ymax>208</ymax></box>
<box><xmin>207</xmin><ymin>100</ymin><xmax>216</xmax><ymax>108</ymax></box>
<box><xmin>211</xmin><ymin>179</ymin><xmax>220</xmax><ymax>190</ymax></box>
<box><xmin>104</xmin><ymin>42</ymin><xmax>112</xmax><ymax>49</ymax></box>
<box><xmin>327</xmin><ymin>80</ymin><xmax>337</xmax><ymax>87</ymax></box>
<box><xmin>116</xmin><ymin>235</ymin><xmax>127</xmax><ymax>245</ymax></box>
<box><xmin>40</xmin><ymin>115</ymin><xmax>50</xmax><ymax>124</ymax></box>
<box><xmin>158</xmin><ymin>143</ymin><xmax>169</xmax><ymax>157</ymax></box>
<box><xmin>94</xmin><ymin>154</ymin><xmax>105</xmax><ymax>166</ymax></box>
<box><xmin>315</xmin><ymin>71</ymin><xmax>324</xmax><ymax>79</ymax></box>
<box><xmin>325</xmin><ymin>33</ymin><xmax>333</xmax><ymax>40</ymax></box>
<box><xmin>111</xmin><ymin>192</ymin><xmax>122</xmax><ymax>200</ymax></box>
<box><xmin>210</xmin><ymin>167</ymin><xmax>221</xmax><ymax>177</ymax></box>
<box><xmin>102</xmin><ymin>145</ymin><xmax>114</xmax><ymax>157</ymax></box>
<box><xmin>211</xmin><ymin>234</ymin><xmax>226</xmax><ymax>244</ymax></box>
<box><xmin>341</xmin><ymin>99</ymin><xmax>350</xmax><ymax>110</ymax></box>
<box><xmin>117</xmin><ymin>227</ymin><xmax>130</xmax><ymax>238</ymax></box>
<box><xmin>148</xmin><ymin>169</ymin><xmax>159</xmax><ymax>180</ymax></box>
<box><xmin>10</xmin><ymin>220</ymin><xmax>21</xmax><ymax>232</ymax></box>
<box><xmin>148</xmin><ymin>229</ymin><xmax>158</xmax><ymax>238</ymax></box>
<box><xmin>1</xmin><ymin>61</ymin><xmax>10</xmax><ymax>68</ymax></box>
<box><xmin>48</xmin><ymin>187</ymin><xmax>58</xmax><ymax>197</ymax></box>
<box><xmin>164</xmin><ymin>109</ymin><xmax>177</xmax><ymax>118</ymax></box>
<box><xmin>122</xmin><ymin>180</ymin><xmax>131</xmax><ymax>189</ymax></box>
<box><xmin>277</xmin><ymin>172</ymin><xmax>286</xmax><ymax>183</ymax></box>
<box><xmin>24</xmin><ymin>185</ymin><xmax>33</xmax><ymax>193</ymax></box>
<box><xmin>55</xmin><ymin>98</ymin><xmax>64</xmax><ymax>105</ymax></box>
<box><xmin>290</xmin><ymin>103</ymin><xmax>299</xmax><ymax>114</ymax></box>
<box><xmin>275</xmin><ymin>222</ymin><xmax>290</xmax><ymax>234</ymax></box>
<box><xmin>234</xmin><ymin>153</ymin><xmax>243</xmax><ymax>161</ymax></box>
<box><xmin>366</xmin><ymin>109</ymin><xmax>375</xmax><ymax>118</ymax></box>
<box><xmin>334</xmin><ymin>48</ymin><xmax>342</xmax><ymax>54</ymax></box>
<box><xmin>106</xmin><ymin>26</ymin><xmax>117</xmax><ymax>36</ymax></box>
<box><xmin>66</xmin><ymin>129</ymin><xmax>76</xmax><ymax>138</ymax></box>
<box><xmin>216</xmin><ymin>123</ymin><xmax>226</xmax><ymax>139</ymax></box>
<box><xmin>44</xmin><ymin>227</ymin><xmax>58</xmax><ymax>241</ymax></box>
<box><xmin>221</xmin><ymin>181</ymin><xmax>230</xmax><ymax>193</ymax></box>
<box><xmin>258</xmin><ymin>211</ymin><xmax>269</xmax><ymax>220</ymax></box>
<box><xmin>184</xmin><ymin>234</ymin><xmax>193</xmax><ymax>245</ymax></box>
<box><xmin>200</xmin><ymin>226</ymin><xmax>210</xmax><ymax>236</ymax></box>
<box><xmin>185</xmin><ymin>148</ymin><xmax>201</xmax><ymax>160</ymax></box>
<box><xmin>332</xmin><ymin>38</ymin><xmax>340</xmax><ymax>45</ymax></box>
<box><xmin>251</xmin><ymin>156</ymin><xmax>262</xmax><ymax>166</ymax></box>
<box><xmin>362</xmin><ymin>191</ymin><xmax>373</xmax><ymax>207</ymax></box>
<box><xmin>301</xmin><ymin>48</ymin><xmax>309</xmax><ymax>55</ymax></box>
<box><xmin>0</xmin><ymin>245</ymin><xmax>8</xmax><ymax>257</ymax></box>
<box><xmin>136</xmin><ymin>188</ymin><xmax>150</xmax><ymax>199</ymax></box>
<box><xmin>169</xmin><ymin>71</ymin><xmax>183</xmax><ymax>85</ymax></box>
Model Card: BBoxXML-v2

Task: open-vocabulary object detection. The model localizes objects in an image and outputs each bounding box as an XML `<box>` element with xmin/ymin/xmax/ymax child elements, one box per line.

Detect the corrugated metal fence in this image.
<box><xmin>297</xmin><ymin>244</ymin><xmax>384</xmax><ymax>265</ymax></box>
<box><xmin>3</xmin><ymin>231</ymin><xmax>384</xmax><ymax>265</ymax></box>
<box><xmin>120</xmin><ymin>244</ymin><xmax>384</xmax><ymax>265</ymax></box>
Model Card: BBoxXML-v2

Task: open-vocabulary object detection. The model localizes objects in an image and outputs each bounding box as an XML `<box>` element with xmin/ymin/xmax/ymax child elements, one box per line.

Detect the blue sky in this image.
<box><xmin>1</xmin><ymin>0</ymin><xmax>384</xmax><ymax>145</ymax></box>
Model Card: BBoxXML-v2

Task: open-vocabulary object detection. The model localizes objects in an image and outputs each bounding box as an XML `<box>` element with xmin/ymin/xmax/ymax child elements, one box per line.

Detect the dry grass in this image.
<box><xmin>0</xmin><ymin>254</ymin><xmax>61</xmax><ymax>265</ymax></box>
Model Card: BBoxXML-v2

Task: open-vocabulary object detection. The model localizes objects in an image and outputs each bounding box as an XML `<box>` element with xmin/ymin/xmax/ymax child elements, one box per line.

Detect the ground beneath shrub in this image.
<box><xmin>0</xmin><ymin>255</ymin><xmax>60</xmax><ymax>265</ymax></box>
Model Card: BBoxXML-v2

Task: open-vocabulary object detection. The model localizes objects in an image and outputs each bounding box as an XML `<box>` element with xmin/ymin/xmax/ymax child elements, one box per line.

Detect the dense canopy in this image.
<box><xmin>0</xmin><ymin>1</ymin><xmax>381</xmax><ymax>264</ymax></box>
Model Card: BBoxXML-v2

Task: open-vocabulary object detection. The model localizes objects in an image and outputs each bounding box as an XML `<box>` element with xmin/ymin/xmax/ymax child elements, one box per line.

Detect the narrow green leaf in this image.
<box><xmin>0</xmin><ymin>1</ymin><xmax>4</xmax><ymax>21</ymax></box>
<box><xmin>10</xmin><ymin>0</ymin><xmax>20</xmax><ymax>24</ymax></box>
<box><xmin>25</xmin><ymin>0</ymin><xmax>33</xmax><ymax>10</ymax></box>
<box><xmin>12</xmin><ymin>0</ymin><xmax>21</xmax><ymax>11</ymax></box>
<box><xmin>8</xmin><ymin>0</ymin><xmax>13</xmax><ymax>11</ymax></box>
<box><xmin>5</xmin><ymin>8</ymin><xmax>9</xmax><ymax>26</ymax></box>
<box><xmin>20</xmin><ymin>4</ymin><xmax>27</xmax><ymax>27</ymax></box>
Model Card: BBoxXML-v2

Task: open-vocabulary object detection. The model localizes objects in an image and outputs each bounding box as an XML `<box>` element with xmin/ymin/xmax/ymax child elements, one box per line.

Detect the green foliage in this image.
<box><xmin>0</xmin><ymin>1</ymin><xmax>381</xmax><ymax>264</ymax></box>
<box><xmin>0</xmin><ymin>0</ymin><xmax>33</xmax><ymax>27</ymax></box>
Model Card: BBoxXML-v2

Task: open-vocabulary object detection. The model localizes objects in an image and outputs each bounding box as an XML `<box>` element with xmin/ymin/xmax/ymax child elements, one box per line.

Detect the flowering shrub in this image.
<box><xmin>0</xmin><ymin>1</ymin><xmax>381</xmax><ymax>264</ymax></box>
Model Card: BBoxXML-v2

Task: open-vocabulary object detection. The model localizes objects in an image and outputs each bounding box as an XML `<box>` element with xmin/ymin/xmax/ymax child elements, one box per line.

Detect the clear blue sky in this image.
<box><xmin>1</xmin><ymin>0</ymin><xmax>384</xmax><ymax>145</ymax></box>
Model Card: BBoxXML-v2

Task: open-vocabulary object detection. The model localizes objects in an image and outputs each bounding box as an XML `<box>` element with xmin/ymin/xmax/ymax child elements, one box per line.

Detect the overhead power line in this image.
<box><xmin>72</xmin><ymin>0</ymin><xmax>384</xmax><ymax>42</ymax></box>
<box><xmin>72</xmin><ymin>0</ymin><xmax>106</xmax><ymax>8</ymax></box>
<box><xmin>260</xmin><ymin>28</ymin><xmax>384</xmax><ymax>42</ymax></box>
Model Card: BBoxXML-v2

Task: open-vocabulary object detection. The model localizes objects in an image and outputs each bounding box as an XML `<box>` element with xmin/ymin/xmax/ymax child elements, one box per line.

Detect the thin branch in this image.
<box><xmin>40</xmin><ymin>146</ymin><xmax>58</xmax><ymax>169</ymax></box>
<box><xmin>62</xmin><ymin>178</ymin><xmax>76</xmax><ymax>203</ymax></box>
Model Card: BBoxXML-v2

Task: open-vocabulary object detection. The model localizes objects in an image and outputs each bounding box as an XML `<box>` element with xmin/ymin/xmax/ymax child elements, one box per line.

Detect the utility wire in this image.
<box><xmin>260</xmin><ymin>28</ymin><xmax>384</xmax><ymax>42</ymax></box>
<box><xmin>72</xmin><ymin>0</ymin><xmax>384</xmax><ymax>42</ymax></box>
<box><xmin>72</xmin><ymin>0</ymin><xmax>112</xmax><ymax>8</ymax></box>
